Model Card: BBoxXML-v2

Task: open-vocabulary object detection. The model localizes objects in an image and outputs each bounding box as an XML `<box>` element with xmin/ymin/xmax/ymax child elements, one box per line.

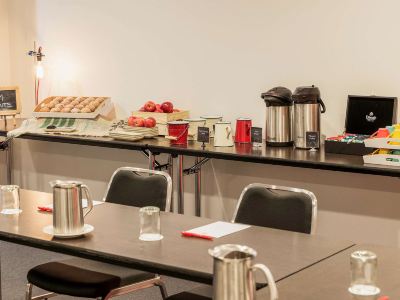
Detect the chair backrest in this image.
<box><xmin>103</xmin><ymin>167</ymin><xmax>172</xmax><ymax>212</ymax></box>
<box><xmin>232</xmin><ymin>183</ymin><xmax>317</xmax><ymax>234</ymax></box>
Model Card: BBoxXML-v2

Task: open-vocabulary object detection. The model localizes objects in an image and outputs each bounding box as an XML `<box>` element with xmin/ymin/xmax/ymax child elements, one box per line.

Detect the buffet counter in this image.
<box><xmin>1</xmin><ymin>119</ymin><xmax>399</xmax><ymax>215</ymax></box>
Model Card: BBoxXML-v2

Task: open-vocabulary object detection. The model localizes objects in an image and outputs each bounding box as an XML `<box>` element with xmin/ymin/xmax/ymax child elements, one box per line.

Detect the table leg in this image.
<box><xmin>168</xmin><ymin>155</ymin><xmax>174</xmax><ymax>212</ymax></box>
<box><xmin>194</xmin><ymin>157</ymin><xmax>201</xmax><ymax>217</ymax></box>
<box><xmin>5</xmin><ymin>139</ymin><xmax>12</xmax><ymax>185</ymax></box>
<box><xmin>148</xmin><ymin>151</ymin><xmax>156</xmax><ymax>170</ymax></box>
<box><xmin>177</xmin><ymin>155</ymin><xmax>184</xmax><ymax>214</ymax></box>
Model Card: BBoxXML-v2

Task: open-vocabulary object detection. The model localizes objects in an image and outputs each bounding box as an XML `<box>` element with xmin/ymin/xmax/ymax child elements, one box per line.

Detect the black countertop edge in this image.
<box><xmin>0</xmin><ymin>231</ymin><xmax>213</xmax><ymax>284</ymax></box>
<box><xmin>13</xmin><ymin>133</ymin><xmax>148</xmax><ymax>151</ymax></box>
<box><xmin>4</xmin><ymin>133</ymin><xmax>400</xmax><ymax>178</ymax></box>
<box><xmin>146</xmin><ymin>145</ymin><xmax>400</xmax><ymax>177</ymax></box>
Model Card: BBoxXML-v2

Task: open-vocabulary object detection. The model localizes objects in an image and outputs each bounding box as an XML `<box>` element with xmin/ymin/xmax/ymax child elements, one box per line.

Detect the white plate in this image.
<box><xmin>43</xmin><ymin>224</ymin><xmax>94</xmax><ymax>238</ymax></box>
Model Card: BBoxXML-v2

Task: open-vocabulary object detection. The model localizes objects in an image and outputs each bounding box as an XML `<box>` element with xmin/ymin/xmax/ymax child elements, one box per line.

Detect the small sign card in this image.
<box><xmin>306</xmin><ymin>131</ymin><xmax>319</xmax><ymax>149</ymax></box>
<box><xmin>197</xmin><ymin>126</ymin><xmax>210</xmax><ymax>143</ymax></box>
<box><xmin>251</xmin><ymin>127</ymin><xmax>263</xmax><ymax>144</ymax></box>
<box><xmin>0</xmin><ymin>86</ymin><xmax>21</xmax><ymax>116</ymax></box>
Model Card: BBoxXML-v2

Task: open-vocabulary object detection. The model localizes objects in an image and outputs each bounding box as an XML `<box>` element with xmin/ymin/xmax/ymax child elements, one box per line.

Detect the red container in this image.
<box><xmin>371</xmin><ymin>128</ymin><xmax>390</xmax><ymax>138</ymax></box>
<box><xmin>167</xmin><ymin>121</ymin><xmax>189</xmax><ymax>145</ymax></box>
<box><xmin>235</xmin><ymin>118</ymin><xmax>252</xmax><ymax>143</ymax></box>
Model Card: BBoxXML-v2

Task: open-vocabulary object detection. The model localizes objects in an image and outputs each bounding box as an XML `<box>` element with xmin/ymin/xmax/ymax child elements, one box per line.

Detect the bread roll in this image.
<box><xmin>88</xmin><ymin>103</ymin><xmax>97</xmax><ymax>111</ymax></box>
<box><xmin>61</xmin><ymin>107</ymin><xmax>72</xmax><ymax>113</ymax></box>
<box><xmin>50</xmin><ymin>107</ymin><xmax>61</xmax><ymax>112</ymax></box>
<box><xmin>40</xmin><ymin>107</ymin><xmax>50</xmax><ymax>112</ymax></box>
<box><xmin>81</xmin><ymin>107</ymin><xmax>91</xmax><ymax>113</ymax></box>
<box><xmin>71</xmin><ymin>108</ymin><xmax>80</xmax><ymax>113</ymax></box>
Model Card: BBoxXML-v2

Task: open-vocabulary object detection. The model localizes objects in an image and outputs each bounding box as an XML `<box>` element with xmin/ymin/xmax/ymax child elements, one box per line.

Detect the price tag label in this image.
<box><xmin>251</xmin><ymin>127</ymin><xmax>263</xmax><ymax>144</ymax></box>
<box><xmin>306</xmin><ymin>131</ymin><xmax>319</xmax><ymax>148</ymax></box>
<box><xmin>197</xmin><ymin>127</ymin><xmax>210</xmax><ymax>143</ymax></box>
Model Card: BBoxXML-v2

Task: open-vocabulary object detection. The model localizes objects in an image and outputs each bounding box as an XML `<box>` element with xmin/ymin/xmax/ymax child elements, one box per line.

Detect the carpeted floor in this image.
<box><xmin>0</xmin><ymin>241</ymin><xmax>202</xmax><ymax>300</ymax></box>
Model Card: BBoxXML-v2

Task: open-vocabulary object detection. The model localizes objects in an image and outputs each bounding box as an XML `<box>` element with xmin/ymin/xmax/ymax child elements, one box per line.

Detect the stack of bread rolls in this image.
<box><xmin>39</xmin><ymin>96</ymin><xmax>105</xmax><ymax>113</ymax></box>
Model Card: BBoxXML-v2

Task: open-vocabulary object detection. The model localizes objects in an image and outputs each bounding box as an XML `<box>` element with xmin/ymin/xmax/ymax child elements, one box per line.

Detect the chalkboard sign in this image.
<box><xmin>306</xmin><ymin>131</ymin><xmax>320</xmax><ymax>148</ymax></box>
<box><xmin>251</xmin><ymin>127</ymin><xmax>263</xmax><ymax>143</ymax></box>
<box><xmin>197</xmin><ymin>127</ymin><xmax>210</xmax><ymax>143</ymax></box>
<box><xmin>0</xmin><ymin>87</ymin><xmax>21</xmax><ymax>116</ymax></box>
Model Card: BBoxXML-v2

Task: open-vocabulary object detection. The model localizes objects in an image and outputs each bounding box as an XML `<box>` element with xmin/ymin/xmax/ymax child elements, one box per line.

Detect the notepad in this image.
<box><xmin>184</xmin><ymin>221</ymin><xmax>250</xmax><ymax>238</ymax></box>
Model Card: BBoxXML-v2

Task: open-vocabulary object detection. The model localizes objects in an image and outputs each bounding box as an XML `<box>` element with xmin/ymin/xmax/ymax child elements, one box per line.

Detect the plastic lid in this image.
<box><xmin>167</xmin><ymin>121</ymin><xmax>189</xmax><ymax>125</ymax></box>
<box><xmin>261</xmin><ymin>87</ymin><xmax>293</xmax><ymax>107</ymax></box>
<box><xmin>292</xmin><ymin>85</ymin><xmax>321</xmax><ymax>104</ymax></box>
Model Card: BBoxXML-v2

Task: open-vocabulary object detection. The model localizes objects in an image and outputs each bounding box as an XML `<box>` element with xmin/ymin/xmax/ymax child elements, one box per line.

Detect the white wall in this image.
<box><xmin>6</xmin><ymin>0</ymin><xmax>400</xmax><ymax>246</ymax></box>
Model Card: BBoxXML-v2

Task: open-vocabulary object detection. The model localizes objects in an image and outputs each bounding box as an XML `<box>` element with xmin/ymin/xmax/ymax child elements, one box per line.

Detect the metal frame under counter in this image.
<box><xmin>1</xmin><ymin>119</ymin><xmax>399</xmax><ymax>217</ymax></box>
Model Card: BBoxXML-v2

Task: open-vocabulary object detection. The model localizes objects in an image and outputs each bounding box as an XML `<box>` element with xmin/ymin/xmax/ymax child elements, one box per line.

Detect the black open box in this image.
<box><xmin>325</xmin><ymin>95</ymin><xmax>397</xmax><ymax>156</ymax></box>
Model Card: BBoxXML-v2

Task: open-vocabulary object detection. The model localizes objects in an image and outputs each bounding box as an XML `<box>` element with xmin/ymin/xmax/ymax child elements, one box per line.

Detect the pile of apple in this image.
<box><xmin>139</xmin><ymin>101</ymin><xmax>178</xmax><ymax>113</ymax></box>
<box><xmin>127</xmin><ymin>116</ymin><xmax>156</xmax><ymax>128</ymax></box>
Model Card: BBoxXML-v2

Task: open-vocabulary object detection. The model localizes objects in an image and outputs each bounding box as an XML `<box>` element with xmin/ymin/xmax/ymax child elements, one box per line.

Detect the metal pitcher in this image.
<box><xmin>50</xmin><ymin>180</ymin><xmax>93</xmax><ymax>235</ymax></box>
<box><xmin>209</xmin><ymin>244</ymin><xmax>278</xmax><ymax>300</ymax></box>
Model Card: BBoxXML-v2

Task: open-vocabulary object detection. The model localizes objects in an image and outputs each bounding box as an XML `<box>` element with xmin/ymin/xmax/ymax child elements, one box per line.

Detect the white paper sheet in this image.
<box><xmin>184</xmin><ymin>221</ymin><xmax>250</xmax><ymax>238</ymax></box>
<box><xmin>42</xmin><ymin>199</ymin><xmax>104</xmax><ymax>209</ymax></box>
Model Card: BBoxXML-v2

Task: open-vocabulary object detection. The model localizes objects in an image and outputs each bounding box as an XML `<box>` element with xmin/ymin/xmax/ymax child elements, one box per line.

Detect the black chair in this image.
<box><xmin>165</xmin><ymin>183</ymin><xmax>318</xmax><ymax>300</ymax></box>
<box><xmin>26</xmin><ymin>167</ymin><xmax>172</xmax><ymax>300</ymax></box>
<box><xmin>232</xmin><ymin>183</ymin><xmax>317</xmax><ymax>234</ymax></box>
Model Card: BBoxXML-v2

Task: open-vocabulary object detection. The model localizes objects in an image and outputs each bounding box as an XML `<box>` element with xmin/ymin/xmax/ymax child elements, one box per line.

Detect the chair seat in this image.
<box><xmin>27</xmin><ymin>258</ymin><xmax>156</xmax><ymax>298</ymax></box>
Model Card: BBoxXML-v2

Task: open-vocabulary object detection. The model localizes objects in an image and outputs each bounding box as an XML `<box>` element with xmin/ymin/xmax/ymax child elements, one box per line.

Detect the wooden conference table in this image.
<box><xmin>1</xmin><ymin>119</ymin><xmax>400</xmax><ymax>217</ymax></box>
<box><xmin>0</xmin><ymin>189</ymin><xmax>355</xmax><ymax>299</ymax></box>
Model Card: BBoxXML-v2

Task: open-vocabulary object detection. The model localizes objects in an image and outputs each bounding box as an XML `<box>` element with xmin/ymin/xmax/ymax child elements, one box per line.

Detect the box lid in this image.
<box><xmin>345</xmin><ymin>95</ymin><xmax>397</xmax><ymax>135</ymax></box>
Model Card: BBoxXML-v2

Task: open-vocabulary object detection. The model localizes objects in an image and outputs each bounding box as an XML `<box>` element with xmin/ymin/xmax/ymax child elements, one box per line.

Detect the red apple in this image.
<box><xmin>144</xmin><ymin>101</ymin><xmax>156</xmax><ymax>112</ymax></box>
<box><xmin>127</xmin><ymin>116</ymin><xmax>137</xmax><ymax>126</ymax></box>
<box><xmin>161</xmin><ymin>101</ymin><xmax>174</xmax><ymax>113</ymax></box>
<box><xmin>132</xmin><ymin>117</ymin><xmax>145</xmax><ymax>127</ymax></box>
<box><xmin>144</xmin><ymin>117</ymin><xmax>156</xmax><ymax>128</ymax></box>
<box><xmin>155</xmin><ymin>104</ymin><xmax>163</xmax><ymax>113</ymax></box>
<box><xmin>139</xmin><ymin>106</ymin><xmax>145</xmax><ymax>112</ymax></box>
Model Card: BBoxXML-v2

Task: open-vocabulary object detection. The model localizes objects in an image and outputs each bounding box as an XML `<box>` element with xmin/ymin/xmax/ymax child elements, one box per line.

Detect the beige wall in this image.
<box><xmin>0</xmin><ymin>0</ymin><xmax>10</xmax><ymax>85</ymax></box>
<box><xmin>5</xmin><ymin>0</ymin><xmax>400</xmax><ymax>246</ymax></box>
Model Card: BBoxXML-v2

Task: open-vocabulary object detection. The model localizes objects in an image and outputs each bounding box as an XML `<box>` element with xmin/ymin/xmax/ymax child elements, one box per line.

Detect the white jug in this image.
<box><xmin>214</xmin><ymin>121</ymin><xmax>233</xmax><ymax>147</ymax></box>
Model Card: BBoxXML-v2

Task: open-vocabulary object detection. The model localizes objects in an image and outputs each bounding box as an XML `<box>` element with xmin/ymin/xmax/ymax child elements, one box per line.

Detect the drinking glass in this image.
<box><xmin>0</xmin><ymin>185</ymin><xmax>22</xmax><ymax>214</ymax></box>
<box><xmin>139</xmin><ymin>206</ymin><xmax>163</xmax><ymax>241</ymax></box>
<box><xmin>349</xmin><ymin>250</ymin><xmax>380</xmax><ymax>297</ymax></box>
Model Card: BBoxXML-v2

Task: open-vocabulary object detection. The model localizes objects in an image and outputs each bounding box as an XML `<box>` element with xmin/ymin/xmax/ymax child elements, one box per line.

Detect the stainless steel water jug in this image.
<box><xmin>50</xmin><ymin>180</ymin><xmax>93</xmax><ymax>235</ymax></box>
<box><xmin>262</xmin><ymin>87</ymin><xmax>293</xmax><ymax>146</ymax></box>
<box><xmin>293</xmin><ymin>85</ymin><xmax>326</xmax><ymax>149</ymax></box>
<box><xmin>209</xmin><ymin>244</ymin><xmax>278</xmax><ymax>300</ymax></box>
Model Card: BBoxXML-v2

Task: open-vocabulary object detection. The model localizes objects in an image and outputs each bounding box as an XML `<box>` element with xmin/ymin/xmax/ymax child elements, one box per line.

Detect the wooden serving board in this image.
<box><xmin>131</xmin><ymin>110</ymin><xmax>189</xmax><ymax>135</ymax></box>
<box><xmin>33</xmin><ymin>96</ymin><xmax>112</xmax><ymax>119</ymax></box>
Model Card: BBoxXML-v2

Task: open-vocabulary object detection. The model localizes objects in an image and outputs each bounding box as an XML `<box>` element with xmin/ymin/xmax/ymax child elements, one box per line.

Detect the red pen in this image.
<box><xmin>181</xmin><ymin>231</ymin><xmax>214</xmax><ymax>240</ymax></box>
<box><xmin>38</xmin><ymin>206</ymin><xmax>53</xmax><ymax>212</ymax></box>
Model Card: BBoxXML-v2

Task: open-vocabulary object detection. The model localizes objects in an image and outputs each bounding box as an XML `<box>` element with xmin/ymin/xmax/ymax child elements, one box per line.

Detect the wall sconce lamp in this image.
<box><xmin>28</xmin><ymin>42</ymin><xmax>45</xmax><ymax>105</ymax></box>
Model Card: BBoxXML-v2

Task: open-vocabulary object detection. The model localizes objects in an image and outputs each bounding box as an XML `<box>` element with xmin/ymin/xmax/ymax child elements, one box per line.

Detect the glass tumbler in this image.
<box><xmin>0</xmin><ymin>185</ymin><xmax>22</xmax><ymax>215</ymax></box>
<box><xmin>349</xmin><ymin>250</ymin><xmax>380</xmax><ymax>297</ymax></box>
<box><xmin>139</xmin><ymin>206</ymin><xmax>163</xmax><ymax>241</ymax></box>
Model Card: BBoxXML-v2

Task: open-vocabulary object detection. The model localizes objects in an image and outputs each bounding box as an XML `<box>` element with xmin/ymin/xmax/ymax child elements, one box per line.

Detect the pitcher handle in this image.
<box><xmin>226</xmin><ymin>126</ymin><xmax>232</xmax><ymax>138</ymax></box>
<box><xmin>252</xmin><ymin>264</ymin><xmax>278</xmax><ymax>300</ymax></box>
<box><xmin>82</xmin><ymin>184</ymin><xmax>94</xmax><ymax>217</ymax></box>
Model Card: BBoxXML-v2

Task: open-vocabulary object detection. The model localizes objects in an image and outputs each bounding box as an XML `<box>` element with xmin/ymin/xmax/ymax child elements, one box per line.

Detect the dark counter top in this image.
<box><xmin>2</xmin><ymin>118</ymin><xmax>399</xmax><ymax>177</ymax></box>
